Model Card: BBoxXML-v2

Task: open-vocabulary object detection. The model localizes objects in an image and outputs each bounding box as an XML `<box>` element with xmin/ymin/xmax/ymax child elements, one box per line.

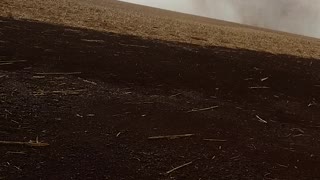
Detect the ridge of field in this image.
<box><xmin>1</xmin><ymin>0</ymin><xmax>320</xmax><ymax>59</ymax></box>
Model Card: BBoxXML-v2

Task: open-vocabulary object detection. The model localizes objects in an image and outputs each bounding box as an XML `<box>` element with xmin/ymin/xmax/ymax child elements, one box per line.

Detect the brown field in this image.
<box><xmin>1</xmin><ymin>0</ymin><xmax>320</xmax><ymax>179</ymax></box>
<box><xmin>1</xmin><ymin>0</ymin><xmax>320</xmax><ymax>59</ymax></box>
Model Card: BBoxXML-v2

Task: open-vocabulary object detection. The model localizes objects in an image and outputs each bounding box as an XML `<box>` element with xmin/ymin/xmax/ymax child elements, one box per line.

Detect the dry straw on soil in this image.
<box><xmin>1</xmin><ymin>0</ymin><xmax>320</xmax><ymax>59</ymax></box>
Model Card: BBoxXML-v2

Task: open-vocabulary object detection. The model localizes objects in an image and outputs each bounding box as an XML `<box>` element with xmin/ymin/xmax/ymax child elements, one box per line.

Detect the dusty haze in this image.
<box><xmin>120</xmin><ymin>0</ymin><xmax>320</xmax><ymax>38</ymax></box>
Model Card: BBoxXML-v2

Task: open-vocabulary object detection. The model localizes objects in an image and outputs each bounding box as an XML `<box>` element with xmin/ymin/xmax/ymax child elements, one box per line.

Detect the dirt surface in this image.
<box><xmin>1</xmin><ymin>0</ymin><xmax>320</xmax><ymax>59</ymax></box>
<box><xmin>1</xmin><ymin>17</ymin><xmax>320</xmax><ymax>179</ymax></box>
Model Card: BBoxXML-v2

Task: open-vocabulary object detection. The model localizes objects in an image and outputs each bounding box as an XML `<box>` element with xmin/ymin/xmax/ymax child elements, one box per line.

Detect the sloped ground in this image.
<box><xmin>1</xmin><ymin>0</ymin><xmax>320</xmax><ymax>59</ymax></box>
<box><xmin>0</xmin><ymin>17</ymin><xmax>320</xmax><ymax>179</ymax></box>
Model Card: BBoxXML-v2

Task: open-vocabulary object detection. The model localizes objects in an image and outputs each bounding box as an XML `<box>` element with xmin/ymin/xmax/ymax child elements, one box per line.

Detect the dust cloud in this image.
<box><xmin>120</xmin><ymin>0</ymin><xmax>320</xmax><ymax>38</ymax></box>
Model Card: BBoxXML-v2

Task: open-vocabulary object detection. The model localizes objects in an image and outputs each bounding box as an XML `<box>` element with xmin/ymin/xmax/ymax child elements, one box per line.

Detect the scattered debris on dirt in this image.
<box><xmin>0</xmin><ymin>17</ymin><xmax>320</xmax><ymax>179</ymax></box>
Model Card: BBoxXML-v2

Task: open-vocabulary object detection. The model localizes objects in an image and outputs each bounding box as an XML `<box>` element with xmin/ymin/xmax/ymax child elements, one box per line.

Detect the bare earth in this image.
<box><xmin>0</xmin><ymin>0</ymin><xmax>320</xmax><ymax>179</ymax></box>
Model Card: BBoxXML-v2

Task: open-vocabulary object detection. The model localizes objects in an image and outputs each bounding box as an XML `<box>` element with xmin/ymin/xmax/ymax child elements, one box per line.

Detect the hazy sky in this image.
<box><xmin>120</xmin><ymin>0</ymin><xmax>320</xmax><ymax>38</ymax></box>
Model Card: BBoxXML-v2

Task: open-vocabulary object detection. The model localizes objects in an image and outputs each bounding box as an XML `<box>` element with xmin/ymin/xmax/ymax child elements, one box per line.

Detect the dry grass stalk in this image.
<box><xmin>291</xmin><ymin>128</ymin><xmax>305</xmax><ymax>134</ymax></box>
<box><xmin>249</xmin><ymin>86</ymin><xmax>270</xmax><ymax>89</ymax></box>
<box><xmin>31</xmin><ymin>76</ymin><xmax>45</xmax><ymax>79</ymax></box>
<box><xmin>0</xmin><ymin>63</ymin><xmax>13</xmax><ymax>66</ymax></box>
<box><xmin>35</xmin><ymin>72</ymin><xmax>81</xmax><ymax>75</ymax></box>
<box><xmin>33</xmin><ymin>89</ymin><xmax>87</xmax><ymax>96</ymax></box>
<box><xmin>148</xmin><ymin>134</ymin><xmax>194</xmax><ymax>140</ymax></box>
<box><xmin>116</xmin><ymin>132</ymin><xmax>121</xmax><ymax>137</ymax></box>
<box><xmin>170</xmin><ymin>93</ymin><xmax>182</xmax><ymax>97</ymax></box>
<box><xmin>187</xmin><ymin>106</ymin><xmax>219</xmax><ymax>113</ymax></box>
<box><xmin>203</xmin><ymin>139</ymin><xmax>227</xmax><ymax>142</ymax></box>
<box><xmin>256</xmin><ymin>115</ymin><xmax>268</xmax><ymax>124</ymax></box>
<box><xmin>0</xmin><ymin>140</ymin><xmax>49</xmax><ymax>147</ymax></box>
<box><xmin>277</xmin><ymin>163</ymin><xmax>288</xmax><ymax>168</ymax></box>
<box><xmin>78</xmin><ymin>78</ymin><xmax>97</xmax><ymax>85</ymax></box>
<box><xmin>0</xmin><ymin>60</ymin><xmax>27</xmax><ymax>63</ymax></box>
<box><xmin>165</xmin><ymin>161</ymin><xmax>193</xmax><ymax>174</ymax></box>
<box><xmin>118</xmin><ymin>43</ymin><xmax>149</xmax><ymax>48</ymax></box>
<box><xmin>6</xmin><ymin>151</ymin><xmax>26</xmax><ymax>155</ymax></box>
<box><xmin>81</xmin><ymin>39</ymin><xmax>105</xmax><ymax>43</ymax></box>
<box><xmin>260</xmin><ymin>77</ymin><xmax>269</xmax><ymax>82</ymax></box>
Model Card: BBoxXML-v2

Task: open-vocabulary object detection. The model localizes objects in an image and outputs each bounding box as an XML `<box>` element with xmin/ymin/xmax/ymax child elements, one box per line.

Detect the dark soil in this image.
<box><xmin>0</xmin><ymin>17</ymin><xmax>320</xmax><ymax>180</ymax></box>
